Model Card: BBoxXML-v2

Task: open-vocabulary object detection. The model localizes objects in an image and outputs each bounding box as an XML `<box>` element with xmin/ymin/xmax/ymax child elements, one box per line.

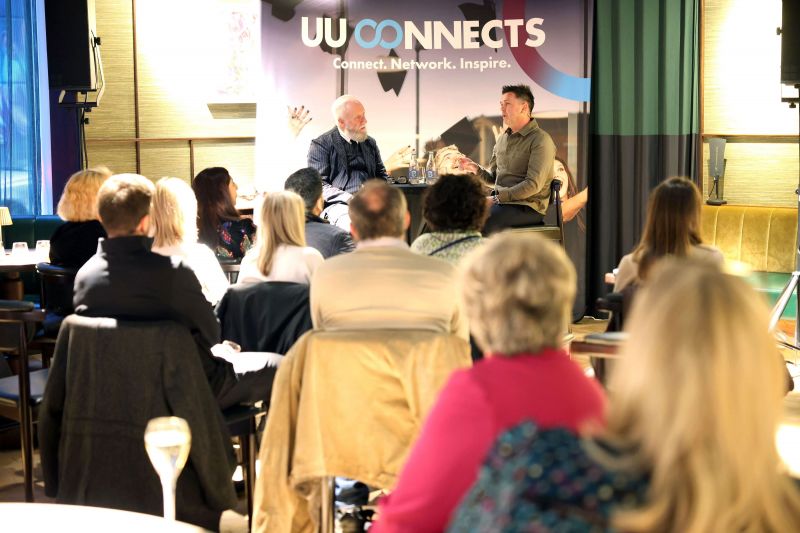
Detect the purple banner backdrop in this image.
<box><xmin>256</xmin><ymin>0</ymin><xmax>591</xmax><ymax>192</ymax></box>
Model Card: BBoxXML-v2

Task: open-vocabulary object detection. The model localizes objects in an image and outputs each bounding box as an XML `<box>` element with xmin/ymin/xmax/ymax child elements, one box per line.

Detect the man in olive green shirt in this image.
<box><xmin>459</xmin><ymin>85</ymin><xmax>556</xmax><ymax>235</ymax></box>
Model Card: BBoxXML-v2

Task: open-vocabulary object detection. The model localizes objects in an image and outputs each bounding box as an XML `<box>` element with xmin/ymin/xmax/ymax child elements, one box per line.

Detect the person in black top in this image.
<box><xmin>74</xmin><ymin>173</ymin><xmax>273</xmax><ymax>408</ymax></box>
<box><xmin>284</xmin><ymin>167</ymin><xmax>355</xmax><ymax>258</ymax></box>
<box><xmin>192</xmin><ymin>167</ymin><xmax>255</xmax><ymax>260</ymax></box>
<box><xmin>49</xmin><ymin>166</ymin><xmax>111</xmax><ymax>268</ymax></box>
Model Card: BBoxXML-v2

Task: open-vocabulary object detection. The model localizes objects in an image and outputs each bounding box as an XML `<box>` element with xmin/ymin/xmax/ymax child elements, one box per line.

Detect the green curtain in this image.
<box><xmin>587</xmin><ymin>0</ymin><xmax>700</xmax><ymax>307</ymax></box>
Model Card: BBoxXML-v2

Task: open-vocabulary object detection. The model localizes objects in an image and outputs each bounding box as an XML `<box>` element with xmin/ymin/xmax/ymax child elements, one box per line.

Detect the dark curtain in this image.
<box><xmin>587</xmin><ymin>0</ymin><xmax>700</xmax><ymax>310</ymax></box>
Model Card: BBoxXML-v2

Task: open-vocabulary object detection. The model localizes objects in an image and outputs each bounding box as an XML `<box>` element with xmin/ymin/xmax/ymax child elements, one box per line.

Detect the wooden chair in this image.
<box><xmin>0</xmin><ymin>303</ymin><xmax>48</xmax><ymax>501</ymax></box>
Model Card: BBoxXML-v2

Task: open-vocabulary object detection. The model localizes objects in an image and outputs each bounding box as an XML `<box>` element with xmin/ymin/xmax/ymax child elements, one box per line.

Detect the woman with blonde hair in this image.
<box><xmin>614</xmin><ymin>176</ymin><xmax>722</xmax><ymax>291</ymax></box>
<box><xmin>150</xmin><ymin>177</ymin><xmax>229</xmax><ymax>305</ymax></box>
<box><xmin>450</xmin><ymin>258</ymin><xmax>800</xmax><ymax>532</ymax></box>
<box><xmin>50</xmin><ymin>166</ymin><xmax>112</xmax><ymax>268</ymax></box>
<box><xmin>373</xmin><ymin>233</ymin><xmax>605</xmax><ymax>533</ymax></box>
<box><xmin>237</xmin><ymin>191</ymin><xmax>323</xmax><ymax>284</ymax></box>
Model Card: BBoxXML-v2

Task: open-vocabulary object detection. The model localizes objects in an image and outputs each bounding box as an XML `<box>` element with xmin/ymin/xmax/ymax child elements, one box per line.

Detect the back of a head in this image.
<box><xmin>152</xmin><ymin>177</ymin><xmax>198</xmax><ymax>248</ymax></box>
<box><xmin>423</xmin><ymin>174</ymin><xmax>488</xmax><ymax>232</ymax></box>
<box><xmin>635</xmin><ymin>177</ymin><xmax>702</xmax><ymax>281</ymax></box>
<box><xmin>349</xmin><ymin>181</ymin><xmax>407</xmax><ymax>240</ymax></box>
<box><xmin>97</xmin><ymin>174</ymin><xmax>155</xmax><ymax>237</ymax></box>
<box><xmin>284</xmin><ymin>167</ymin><xmax>323</xmax><ymax>212</ymax></box>
<box><xmin>605</xmin><ymin>258</ymin><xmax>800</xmax><ymax>532</ymax></box>
<box><xmin>461</xmin><ymin>233</ymin><xmax>575</xmax><ymax>355</ymax></box>
<box><xmin>57</xmin><ymin>166</ymin><xmax>112</xmax><ymax>222</ymax></box>
<box><xmin>255</xmin><ymin>190</ymin><xmax>306</xmax><ymax>276</ymax></box>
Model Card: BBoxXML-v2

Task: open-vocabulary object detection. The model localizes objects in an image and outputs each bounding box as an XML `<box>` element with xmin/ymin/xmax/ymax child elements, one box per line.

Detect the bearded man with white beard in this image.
<box><xmin>308</xmin><ymin>94</ymin><xmax>389</xmax><ymax>230</ymax></box>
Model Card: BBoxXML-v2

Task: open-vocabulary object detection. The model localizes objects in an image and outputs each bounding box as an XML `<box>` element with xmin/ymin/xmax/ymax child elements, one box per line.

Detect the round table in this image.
<box><xmin>0</xmin><ymin>503</ymin><xmax>209</xmax><ymax>532</ymax></box>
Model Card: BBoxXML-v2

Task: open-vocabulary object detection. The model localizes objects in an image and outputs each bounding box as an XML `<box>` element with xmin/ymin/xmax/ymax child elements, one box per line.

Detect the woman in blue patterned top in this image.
<box><xmin>450</xmin><ymin>258</ymin><xmax>800</xmax><ymax>532</ymax></box>
<box><xmin>192</xmin><ymin>167</ymin><xmax>255</xmax><ymax>260</ymax></box>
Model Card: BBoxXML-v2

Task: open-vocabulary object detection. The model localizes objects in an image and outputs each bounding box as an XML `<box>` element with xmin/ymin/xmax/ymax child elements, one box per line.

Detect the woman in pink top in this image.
<box><xmin>373</xmin><ymin>233</ymin><xmax>606</xmax><ymax>533</ymax></box>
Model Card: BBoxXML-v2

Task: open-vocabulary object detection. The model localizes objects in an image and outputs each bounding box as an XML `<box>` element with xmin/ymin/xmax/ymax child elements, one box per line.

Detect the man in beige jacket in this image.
<box><xmin>310</xmin><ymin>181</ymin><xmax>468</xmax><ymax>341</ymax></box>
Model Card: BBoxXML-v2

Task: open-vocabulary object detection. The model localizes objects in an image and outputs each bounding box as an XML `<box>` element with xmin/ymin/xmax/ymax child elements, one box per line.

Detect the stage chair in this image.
<box><xmin>507</xmin><ymin>179</ymin><xmax>565</xmax><ymax>246</ymax></box>
<box><xmin>252</xmin><ymin>329</ymin><xmax>472</xmax><ymax>533</ymax></box>
<box><xmin>0</xmin><ymin>302</ymin><xmax>48</xmax><ymax>501</ymax></box>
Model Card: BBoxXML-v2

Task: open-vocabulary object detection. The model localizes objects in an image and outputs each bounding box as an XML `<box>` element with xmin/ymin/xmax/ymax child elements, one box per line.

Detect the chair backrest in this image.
<box><xmin>36</xmin><ymin>262</ymin><xmax>78</xmax><ymax>316</ymax></box>
<box><xmin>254</xmin><ymin>328</ymin><xmax>472</xmax><ymax>531</ymax></box>
<box><xmin>597</xmin><ymin>283</ymin><xmax>639</xmax><ymax>332</ymax></box>
<box><xmin>38</xmin><ymin>315</ymin><xmax>237</xmax><ymax>528</ymax></box>
<box><xmin>218</xmin><ymin>258</ymin><xmax>241</xmax><ymax>284</ymax></box>
<box><xmin>216</xmin><ymin>281</ymin><xmax>312</xmax><ymax>354</ymax></box>
<box><xmin>507</xmin><ymin>179</ymin><xmax>565</xmax><ymax>246</ymax></box>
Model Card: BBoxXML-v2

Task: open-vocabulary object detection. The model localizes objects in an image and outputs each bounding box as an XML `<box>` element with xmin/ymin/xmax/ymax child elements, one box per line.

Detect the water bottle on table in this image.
<box><xmin>408</xmin><ymin>149</ymin><xmax>419</xmax><ymax>184</ymax></box>
<box><xmin>425</xmin><ymin>151</ymin><xmax>438</xmax><ymax>183</ymax></box>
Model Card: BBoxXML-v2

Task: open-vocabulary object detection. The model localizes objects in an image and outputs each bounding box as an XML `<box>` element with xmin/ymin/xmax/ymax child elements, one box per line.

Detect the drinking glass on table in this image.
<box><xmin>35</xmin><ymin>240</ymin><xmax>50</xmax><ymax>259</ymax></box>
<box><xmin>144</xmin><ymin>416</ymin><xmax>192</xmax><ymax>521</ymax></box>
<box><xmin>11</xmin><ymin>242</ymin><xmax>28</xmax><ymax>255</ymax></box>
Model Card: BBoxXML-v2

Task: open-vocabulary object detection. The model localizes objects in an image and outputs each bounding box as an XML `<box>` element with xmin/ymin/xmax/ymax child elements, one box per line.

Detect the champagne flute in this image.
<box><xmin>144</xmin><ymin>416</ymin><xmax>192</xmax><ymax>521</ymax></box>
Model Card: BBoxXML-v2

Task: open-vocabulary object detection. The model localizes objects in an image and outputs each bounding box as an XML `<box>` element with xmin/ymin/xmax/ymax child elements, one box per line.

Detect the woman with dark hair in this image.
<box><xmin>551</xmin><ymin>156</ymin><xmax>588</xmax><ymax>321</ymax></box>
<box><xmin>614</xmin><ymin>176</ymin><xmax>723</xmax><ymax>291</ymax></box>
<box><xmin>553</xmin><ymin>156</ymin><xmax>587</xmax><ymax>227</ymax></box>
<box><xmin>192</xmin><ymin>167</ymin><xmax>256</xmax><ymax>260</ymax></box>
<box><xmin>410</xmin><ymin>174</ymin><xmax>488</xmax><ymax>264</ymax></box>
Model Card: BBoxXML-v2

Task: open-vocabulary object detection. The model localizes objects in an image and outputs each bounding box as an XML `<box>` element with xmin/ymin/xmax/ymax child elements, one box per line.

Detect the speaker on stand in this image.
<box><xmin>44</xmin><ymin>0</ymin><xmax>104</xmax><ymax>170</ymax></box>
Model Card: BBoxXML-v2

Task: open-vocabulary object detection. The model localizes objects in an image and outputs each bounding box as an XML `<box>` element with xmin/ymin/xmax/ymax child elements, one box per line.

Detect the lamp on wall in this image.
<box><xmin>0</xmin><ymin>207</ymin><xmax>12</xmax><ymax>250</ymax></box>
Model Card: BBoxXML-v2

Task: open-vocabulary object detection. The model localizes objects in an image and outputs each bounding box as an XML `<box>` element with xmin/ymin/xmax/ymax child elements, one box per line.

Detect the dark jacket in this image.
<box><xmin>38</xmin><ymin>315</ymin><xmax>237</xmax><ymax>531</ymax></box>
<box><xmin>49</xmin><ymin>220</ymin><xmax>106</xmax><ymax>269</ymax></box>
<box><xmin>72</xmin><ymin>236</ymin><xmax>238</xmax><ymax>402</ymax></box>
<box><xmin>305</xmin><ymin>214</ymin><xmax>355</xmax><ymax>259</ymax></box>
<box><xmin>216</xmin><ymin>281</ymin><xmax>312</xmax><ymax>354</ymax></box>
<box><xmin>308</xmin><ymin>126</ymin><xmax>389</xmax><ymax>204</ymax></box>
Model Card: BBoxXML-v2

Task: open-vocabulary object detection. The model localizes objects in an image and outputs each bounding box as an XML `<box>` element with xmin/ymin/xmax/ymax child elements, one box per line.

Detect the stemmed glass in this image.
<box><xmin>144</xmin><ymin>416</ymin><xmax>192</xmax><ymax>521</ymax></box>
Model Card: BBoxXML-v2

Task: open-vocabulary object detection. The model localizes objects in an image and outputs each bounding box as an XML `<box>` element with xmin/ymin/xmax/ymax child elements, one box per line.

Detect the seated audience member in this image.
<box><xmin>73</xmin><ymin>174</ymin><xmax>267</xmax><ymax>408</ymax></box>
<box><xmin>310</xmin><ymin>181</ymin><xmax>468</xmax><ymax>340</ymax></box>
<box><xmin>192</xmin><ymin>166</ymin><xmax>256</xmax><ymax>260</ymax></box>
<box><xmin>237</xmin><ymin>191</ymin><xmax>324</xmax><ymax>284</ymax></box>
<box><xmin>151</xmin><ymin>177</ymin><xmax>229</xmax><ymax>305</ymax></box>
<box><xmin>50</xmin><ymin>166</ymin><xmax>111</xmax><ymax>268</ymax></box>
<box><xmin>372</xmin><ymin>233</ymin><xmax>605</xmax><ymax>533</ymax></box>
<box><xmin>284</xmin><ymin>167</ymin><xmax>355</xmax><ymax>258</ymax></box>
<box><xmin>411</xmin><ymin>174</ymin><xmax>487</xmax><ymax>264</ymax></box>
<box><xmin>553</xmin><ymin>156</ymin><xmax>587</xmax><ymax>224</ymax></box>
<box><xmin>450</xmin><ymin>258</ymin><xmax>800</xmax><ymax>532</ymax></box>
<box><xmin>614</xmin><ymin>176</ymin><xmax>722</xmax><ymax>292</ymax></box>
<box><xmin>552</xmin><ymin>156</ymin><xmax>588</xmax><ymax>321</ymax></box>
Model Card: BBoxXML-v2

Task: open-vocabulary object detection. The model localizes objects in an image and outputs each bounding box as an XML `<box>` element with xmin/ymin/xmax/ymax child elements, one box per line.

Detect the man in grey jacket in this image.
<box><xmin>285</xmin><ymin>167</ymin><xmax>355</xmax><ymax>258</ymax></box>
